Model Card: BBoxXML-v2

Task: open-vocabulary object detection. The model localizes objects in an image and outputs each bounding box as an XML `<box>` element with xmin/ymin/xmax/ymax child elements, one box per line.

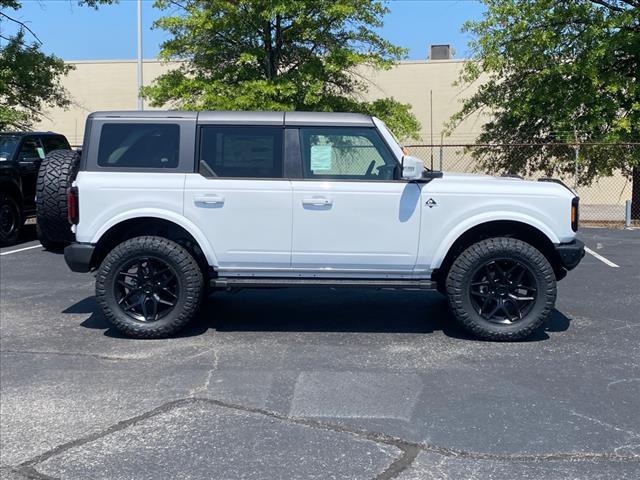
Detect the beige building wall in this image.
<box><xmin>37</xmin><ymin>58</ymin><xmax>485</xmax><ymax>145</ymax></box>
<box><xmin>35</xmin><ymin>59</ymin><xmax>630</xmax><ymax>213</ymax></box>
<box><xmin>360</xmin><ymin>60</ymin><xmax>489</xmax><ymax>144</ymax></box>
<box><xmin>37</xmin><ymin>60</ymin><xmax>174</xmax><ymax>145</ymax></box>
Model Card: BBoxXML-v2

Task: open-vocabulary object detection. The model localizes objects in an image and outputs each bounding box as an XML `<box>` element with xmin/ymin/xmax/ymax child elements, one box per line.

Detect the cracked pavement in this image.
<box><xmin>1</xmin><ymin>227</ymin><xmax>639</xmax><ymax>479</ymax></box>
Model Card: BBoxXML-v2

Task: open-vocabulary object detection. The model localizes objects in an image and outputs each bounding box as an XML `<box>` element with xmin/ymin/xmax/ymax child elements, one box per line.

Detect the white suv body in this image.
<box><xmin>64</xmin><ymin>111</ymin><xmax>584</xmax><ymax>340</ymax></box>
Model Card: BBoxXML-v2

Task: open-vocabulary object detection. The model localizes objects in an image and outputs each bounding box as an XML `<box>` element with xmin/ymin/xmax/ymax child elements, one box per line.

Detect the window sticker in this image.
<box><xmin>310</xmin><ymin>145</ymin><xmax>332</xmax><ymax>171</ymax></box>
<box><xmin>36</xmin><ymin>147</ymin><xmax>45</xmax><ymax>159</ymax></box>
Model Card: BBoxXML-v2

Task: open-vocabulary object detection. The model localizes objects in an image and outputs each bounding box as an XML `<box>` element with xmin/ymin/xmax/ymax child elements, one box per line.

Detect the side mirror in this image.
<box><xmin>401</xmin><ymin>156</ymin><xmax>425</xmax><ymax>180</ymax></box>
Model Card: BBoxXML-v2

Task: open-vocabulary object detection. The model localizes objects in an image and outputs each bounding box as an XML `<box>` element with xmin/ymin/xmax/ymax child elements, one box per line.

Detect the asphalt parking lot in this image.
<box><xmin>1</xmin><ymin>226</ymin><xmax>639</xmax><ymax>479</ymax></box>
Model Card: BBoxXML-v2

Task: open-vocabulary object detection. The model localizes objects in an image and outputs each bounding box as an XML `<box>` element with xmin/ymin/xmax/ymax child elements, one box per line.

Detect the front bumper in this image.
<box><xmin>64</xmin><ymin>243</ymin><xmax>95</xmax><ymax>273</ymax></box>
<box><xmin>555</xmin><ymin>239</ymin><xmax>585</xmax><ymax>271</ymax></box>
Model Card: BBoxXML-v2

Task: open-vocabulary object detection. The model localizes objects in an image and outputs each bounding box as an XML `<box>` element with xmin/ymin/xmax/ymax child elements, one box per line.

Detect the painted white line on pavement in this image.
<box><xmin>584</xmin><ymin>246</ymin><xmax>620</xmax><ymax>268</ymax></box>
<box><xmin>0</xmin><ymin>244</ymin><xmax>42</xmax><ymax>256</ymax></box>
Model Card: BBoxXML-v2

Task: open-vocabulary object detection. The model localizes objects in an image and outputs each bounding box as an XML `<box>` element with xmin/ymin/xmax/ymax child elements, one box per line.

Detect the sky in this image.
<box><xmin>2</xmin><ymin>0</ymin><xmax>486</xmax><ymax>61</ymax></box>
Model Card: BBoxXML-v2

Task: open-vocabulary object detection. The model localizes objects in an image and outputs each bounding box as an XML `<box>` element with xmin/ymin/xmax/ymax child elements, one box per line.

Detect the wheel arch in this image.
<box><xmin>0</xmin><ymin>178</ymin><xmax>23</xmax><ymax>205</ymax></box>
<box><xmin>431</xmin><ymin>219</ymin><xmax>565</xmax><ymax>289</ymax></box>
<box><xmin>90</xmin><ymin>215</ymin><xmax>217</xmax><ymax>275</ymax></box>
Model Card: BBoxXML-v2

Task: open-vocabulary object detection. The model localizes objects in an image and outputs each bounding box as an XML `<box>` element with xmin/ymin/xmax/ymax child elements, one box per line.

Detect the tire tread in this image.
<box><xmin>35</xmin><ymin>149</ymin><xmax>80</xmax><ymax>247</ymax></box>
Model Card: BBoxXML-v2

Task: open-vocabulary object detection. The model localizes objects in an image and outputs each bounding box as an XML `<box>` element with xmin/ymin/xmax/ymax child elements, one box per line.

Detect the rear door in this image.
<box><xmin>183</xmin><ymin>125</ymin><xmax>292</xmax><ymax>270</ymax></box>
<box><xmin>290</xmin><ymin>127</ymin><xmax>421</xmax><ymax>272</ymax></box>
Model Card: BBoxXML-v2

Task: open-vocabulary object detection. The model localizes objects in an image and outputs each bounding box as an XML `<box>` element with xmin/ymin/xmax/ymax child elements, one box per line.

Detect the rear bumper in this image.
<box><xmin>64</xmin><ymin>243</ymin><xmax>95</xmax><ymax>273</ymax></box>
<box><xmin>555</xmin><ymin>239</ymin><xmax>585</xmax><ymax>271</ymax></box>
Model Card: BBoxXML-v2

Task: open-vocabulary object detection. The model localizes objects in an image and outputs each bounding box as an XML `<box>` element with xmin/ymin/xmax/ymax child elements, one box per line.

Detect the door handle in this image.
<box><xmin>194</xmin><ymin>195</ymin><xmax>225</xmax><ymax>206</ymax></box>
<box><xmin>302</xmin><ymin>197</ymin><xmax>333</xmax><ymax>207</ymax></box>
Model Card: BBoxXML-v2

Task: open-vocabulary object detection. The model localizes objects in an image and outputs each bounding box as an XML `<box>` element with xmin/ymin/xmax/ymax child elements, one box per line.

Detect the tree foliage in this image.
<box><xmin>0</xmin><ymin>0</ymin><xmax>115</xmax><ymax>130</ymax></box>
<box><xmin>143</xmin><ymin>0</ymin><xmax>420</xmax><ymax>139</ymax></box>
<box><xmin>451</xmin><ymin>0</ymin><xmax>640</xmax><ymax>215</ymax></box>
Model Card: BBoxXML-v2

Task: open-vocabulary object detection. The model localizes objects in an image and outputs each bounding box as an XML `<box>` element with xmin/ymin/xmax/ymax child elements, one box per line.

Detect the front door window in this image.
<box><xmin>300</xmin><ymin>127</ymin><xmax>398</xmax><ymax>181</ymax></box>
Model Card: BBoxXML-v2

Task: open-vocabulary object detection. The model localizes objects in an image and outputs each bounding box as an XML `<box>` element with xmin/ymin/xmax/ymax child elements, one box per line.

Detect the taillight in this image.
<box><xmin>571</xmin><ymin>197</ymin><xmax>579</xmax><ymax>232</ymax></box>
<box><xmin>67</xmin><ymin>187</ymin><xmax>79</xmax><ymax>225</ymax></box>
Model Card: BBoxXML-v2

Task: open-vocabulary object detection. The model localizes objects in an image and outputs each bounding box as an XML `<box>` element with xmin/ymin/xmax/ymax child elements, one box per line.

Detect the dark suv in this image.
<box><xmin>0</xmin><ymin>132</ymin><xmax>71</xmax><ymax>246</ymax></box>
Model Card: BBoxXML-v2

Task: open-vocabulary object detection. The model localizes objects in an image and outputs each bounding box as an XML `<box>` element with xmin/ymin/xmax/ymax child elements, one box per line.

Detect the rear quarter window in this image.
<box><xmin>42</xmin><ymin>136</ymin><xmax>70</xmax><ymax>153</ymax></box>
<box><xmin>97</xmin><ymin>123</ymin><xmax>180</xmax><ymax>169</ymax></box>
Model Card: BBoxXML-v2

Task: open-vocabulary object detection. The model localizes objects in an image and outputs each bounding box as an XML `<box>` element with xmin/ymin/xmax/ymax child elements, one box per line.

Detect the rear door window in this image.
<box><xmin>97</xmin><ymin>123</ymin><xmax>180</xmax><ymax>168</ymax></box>
<box><xmin>199</xmin><ymin>126</ymin><xmax>283</xmax><ymax>178</ymax></box>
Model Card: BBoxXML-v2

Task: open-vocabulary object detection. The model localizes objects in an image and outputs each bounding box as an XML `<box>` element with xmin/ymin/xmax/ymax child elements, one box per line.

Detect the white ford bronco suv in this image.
<box><xmin>62</xmin><ymin>111</ymin><xmax>584</xmax><ymax>340</ymax></box>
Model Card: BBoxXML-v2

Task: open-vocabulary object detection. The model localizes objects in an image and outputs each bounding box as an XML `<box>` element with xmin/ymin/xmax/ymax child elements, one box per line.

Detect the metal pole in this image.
<box><xmin>439</xmin><ymin>132</ymin><xmax>444</xmax><ymax>171</ymax></box>
<box><xmin>573</xmin><ymin>130</ymin><xmax>579</xmax><ymax>189</ymax></box>
<box><xmin>625</xmin><ymin>200</ymin><xmax>632</xmax><ymax>228</ymax></box>
<box><xmin>137</xmin><ymin>0</ymin><xmax>144</xmax><ymax>111</ymax></box>
<box><xmin>430</xmin><ymin>89</ymin><xmax>434</xmax><ymax>171</ymax></box>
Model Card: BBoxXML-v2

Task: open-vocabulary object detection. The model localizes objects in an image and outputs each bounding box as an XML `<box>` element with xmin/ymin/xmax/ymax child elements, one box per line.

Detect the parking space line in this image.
<box><xmin>0</xmin><ymin>244</ymin><xmax>42</xmax><ymax>256</ymax></box>
<box><xmin>584</xmin><ymin>246</ymin><xmax>620</xmax><ymax>268</ymax></box>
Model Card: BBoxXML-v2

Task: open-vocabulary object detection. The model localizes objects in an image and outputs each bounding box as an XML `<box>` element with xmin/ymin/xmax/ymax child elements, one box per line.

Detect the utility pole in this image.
<box><xmin>137</xmin><ymin>0</ymin><xmax>144</xmax><ymax>111</ymax></box>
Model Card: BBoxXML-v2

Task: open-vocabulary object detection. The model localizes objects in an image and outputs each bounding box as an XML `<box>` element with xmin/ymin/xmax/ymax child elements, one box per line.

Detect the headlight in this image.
<box><xmin>571</xmin><ymin>197</ymin><xmax>579</xmax><ymax>232</ymax></box>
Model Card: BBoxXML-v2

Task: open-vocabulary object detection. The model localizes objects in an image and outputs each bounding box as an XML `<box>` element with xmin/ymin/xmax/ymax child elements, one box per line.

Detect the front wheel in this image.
<box><xmin>95</xmin><ymin>236</ymin><xmax>204</xmax><ymax>338</ymax></box>
<box><xmin>446</xmin><ymin>237</ymin><xmax>556</xmax><ymax>341</ymax></box>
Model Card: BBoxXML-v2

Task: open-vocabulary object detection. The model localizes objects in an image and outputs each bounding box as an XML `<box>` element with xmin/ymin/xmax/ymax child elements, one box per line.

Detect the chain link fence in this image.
<box><xmin>406</xmin><ymin>143</ymin><xmax>638</xmax><ymax>227</ymax></box>
<box><xmin>69</xmin><ymin>139</ymin><xmax>636</xmax><ymax>226</ymax></box>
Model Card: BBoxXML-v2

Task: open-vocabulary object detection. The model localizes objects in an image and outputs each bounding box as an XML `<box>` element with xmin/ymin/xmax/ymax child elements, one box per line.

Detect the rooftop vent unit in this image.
<box><xmin>429</xmin><ymin>44</ymin><xmax>453</xmax><ymax>60</ymax></box>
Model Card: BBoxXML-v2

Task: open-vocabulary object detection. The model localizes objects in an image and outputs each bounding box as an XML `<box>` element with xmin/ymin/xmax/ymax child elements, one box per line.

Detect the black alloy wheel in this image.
<box><xmin>0</xmin><ymin>194</ymin><xmax>21</xmax><ymax>246</ymax></box>
<box><xmin>0</xmin><ymin>202</ymin><xmax>17</xmax><ymax>237</ymax></box>
<box><xmin>114</xmin><ymin>256</ymin><xmax>180</xmax><ymax>323</ymax></box>
<box><xmin>469</xmin><ymin>258</ymin><xmax>538</xmax><ymax>324</ymax></box>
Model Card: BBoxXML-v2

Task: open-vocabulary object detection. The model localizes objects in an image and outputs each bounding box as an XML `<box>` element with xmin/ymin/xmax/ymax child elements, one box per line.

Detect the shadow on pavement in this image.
<box><xmin>3</xmin><ymin>222</ymin><xmax>66</xmax><ymax>253</ymax></box>
<box><xmin>64</xmin><ymin>289</ymin><xmax>572</xmax><ymax>342</ymax></box>
<box><xmin>8</xmin><ymin>223</ymin><xmax>38</xmax><ymax>248</ymax></box>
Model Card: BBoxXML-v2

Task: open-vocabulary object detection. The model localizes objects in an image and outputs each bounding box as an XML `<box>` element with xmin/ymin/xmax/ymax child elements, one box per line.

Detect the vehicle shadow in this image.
<box><xmin>65</xmin><ymin>288</ymin><xmax>572</xmax><ymax>342</ymax></box>
<box><xmin>3</xmin><ymin>222</ymin><xmax>66</xmax><ymax>253</ymax></box>
<box><xmin>11</xmin><ymin>222</ymin><xmax>38</xmax><ymax>247</ymax></box>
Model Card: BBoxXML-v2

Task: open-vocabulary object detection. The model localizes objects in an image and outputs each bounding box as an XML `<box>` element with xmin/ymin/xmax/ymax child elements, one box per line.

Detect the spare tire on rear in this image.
<box><xmin>36</xmin><ymin>149</ymin><xmax>80</xmax><ymax>250</ymax></box>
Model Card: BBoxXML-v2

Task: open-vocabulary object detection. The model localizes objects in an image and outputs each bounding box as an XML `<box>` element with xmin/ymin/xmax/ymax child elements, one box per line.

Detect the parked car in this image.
<box><xmin>61</xmin><ymin>111</ymin><xmax>584</xmax><ymax>340</ymax></box>
<box><xmin>0</xmin><ymin>132</ymin><xmax>71</xmax><ymax>246</ymax></box>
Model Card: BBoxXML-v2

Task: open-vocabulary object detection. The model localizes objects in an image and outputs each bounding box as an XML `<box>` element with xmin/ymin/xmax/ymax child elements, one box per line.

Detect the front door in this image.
<box><xmin>183</xmin><ymin>125</ymin><xmax>292</xmax><ymax>270</ymax></box>
<box><xmin>290</xmin><ymin>127</ymin><xmax>421</xmax><ymax>273</ymax></box>
<box><xmin>16</xmin><ymin>136</ymin><xmax>46</xmax><ymax>206</ymax></box>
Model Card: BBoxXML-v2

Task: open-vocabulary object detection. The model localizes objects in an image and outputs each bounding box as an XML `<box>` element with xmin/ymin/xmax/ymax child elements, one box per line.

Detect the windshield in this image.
<box><xmin>0</xmin><ymin>135</ymin><xmax>19</xmax><ymax>161</ymax></box>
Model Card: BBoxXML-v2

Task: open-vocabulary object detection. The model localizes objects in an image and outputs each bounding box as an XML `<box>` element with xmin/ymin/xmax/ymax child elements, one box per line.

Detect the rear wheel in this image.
<box><xmin>0</xmin><ymin>193</ymin><xmax>22</xmax><ymax>247</ymax></box>
<box><xmin>95</xmin><ymin>236</ymin><xmax>204</xmax><ymax>338</ymax></box>
<box><xmin>446</xmin><ymin>237</ymin><xmax>556</xmax><ymax>341</ymax></box>
<box><xmin>36</xmin><ymin>149</ymin><xmax>80</xmax><ymax>248</ymax></box>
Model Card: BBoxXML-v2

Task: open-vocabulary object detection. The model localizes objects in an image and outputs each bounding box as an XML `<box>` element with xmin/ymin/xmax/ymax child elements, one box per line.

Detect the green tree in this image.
<box><xmin>450</xmin><ymin>0</ymin><xmax>640</xmax><ymax>218</ymax></box>
<box><xmin>0</xmin><ymin>0</ymin><xmax>115</xmax><ymax>130</ymax></box>
<box><xmin>142</xmin><ymin>0</ymin><xmax>420</xmax><ymax>140</ymax></box>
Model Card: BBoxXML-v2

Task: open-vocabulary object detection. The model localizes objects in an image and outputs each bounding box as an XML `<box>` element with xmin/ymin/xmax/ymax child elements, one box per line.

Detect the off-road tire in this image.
<box><xmin>36</xmin><ymin>223</ymin><xmax>65</xmax><ymax>251</ymax></box>
<box><xmin>446</xmin><ymin>237</ymin><xmax>556</xmax><ymax>341</ymax></box>
<box><xmin>36</xmin><ymin>149</ymin><xmax>80</xmax><ymax>248</ymax></box>
<box><xmin>0</xmin><ymin>193</ymin><xmax>22</xmax><ymax>247</ymax></box>
<box><xmin>96</xmin><ymin>236</ymin><xmax>204</xmax><ymax>338</ymax></box>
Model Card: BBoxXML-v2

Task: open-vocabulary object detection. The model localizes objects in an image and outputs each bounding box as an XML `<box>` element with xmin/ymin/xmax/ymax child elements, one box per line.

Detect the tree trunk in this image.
<box><xmin>632</xmin><ymin>165</ymin><xmax>640</xmax><ymax>221</ymax></box>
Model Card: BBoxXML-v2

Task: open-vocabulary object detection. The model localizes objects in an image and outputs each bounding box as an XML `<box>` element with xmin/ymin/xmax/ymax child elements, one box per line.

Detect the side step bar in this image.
<box><xmin>211</xmin><ymin>277</ymin><xmax>436</xmax><ymax>290</ymax></box>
